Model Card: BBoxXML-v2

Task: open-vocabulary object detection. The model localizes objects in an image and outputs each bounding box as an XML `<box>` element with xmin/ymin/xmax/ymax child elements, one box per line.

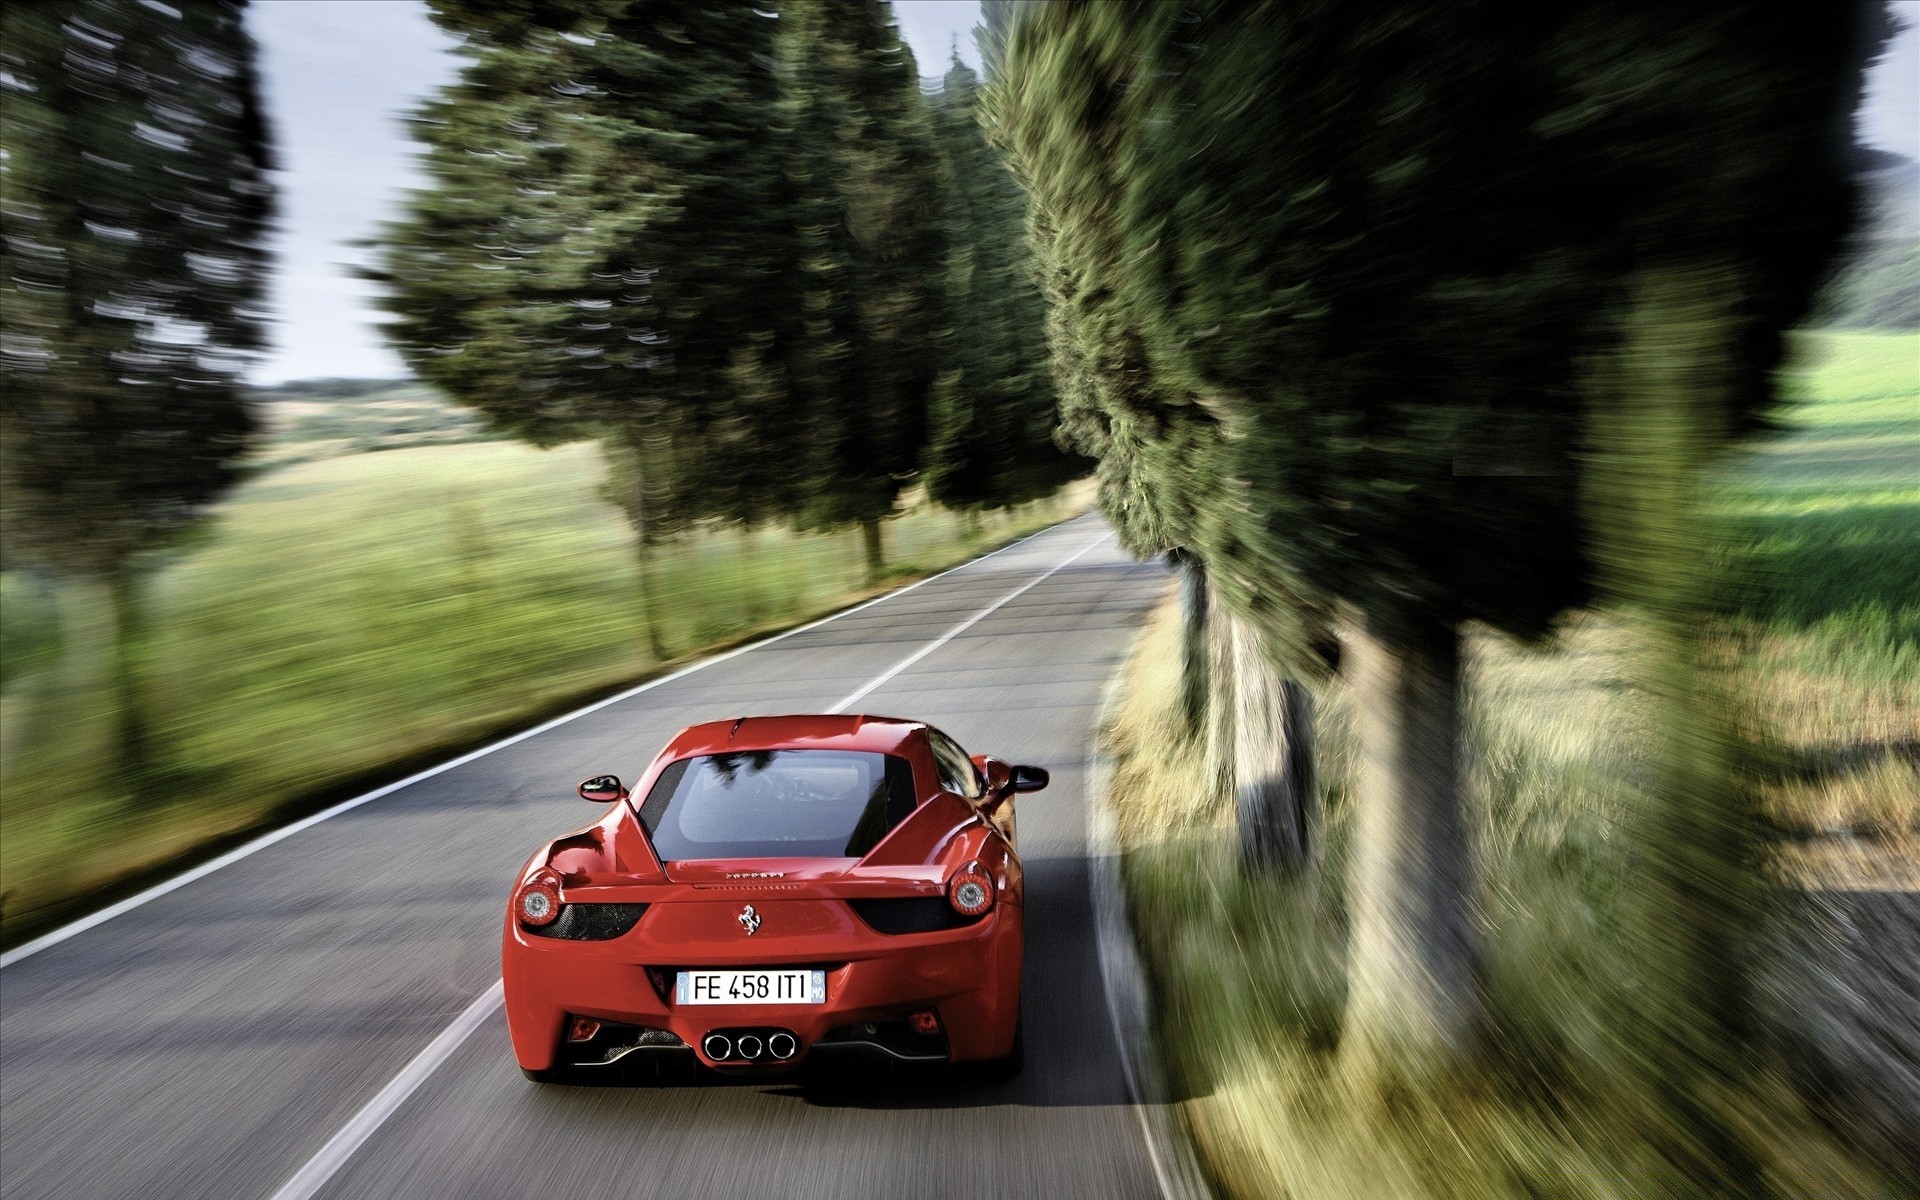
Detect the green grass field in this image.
<box><xmin>0</xmin><ymin>438</ymin><xmax>1085</xmax><ymax>942</ymax></box>
<box><xmin>1102</xmin><ymin>330</ymin><xmax>1918</xmax><ymax>1199</ymax></box>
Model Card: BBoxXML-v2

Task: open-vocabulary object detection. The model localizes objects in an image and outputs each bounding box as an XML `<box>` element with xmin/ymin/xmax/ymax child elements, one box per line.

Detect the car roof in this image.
<box><xmin>661</xmin><ymin>714</ymin><xmax>926</xmax><ymax>760</ymax></box>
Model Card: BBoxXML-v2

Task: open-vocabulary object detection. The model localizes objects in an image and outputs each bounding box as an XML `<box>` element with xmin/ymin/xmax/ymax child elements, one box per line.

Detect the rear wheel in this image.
<box><xmin>966</xmin><ymin>1011</ymin><xmax>1025</xmax><ymax>1084</ymax></box>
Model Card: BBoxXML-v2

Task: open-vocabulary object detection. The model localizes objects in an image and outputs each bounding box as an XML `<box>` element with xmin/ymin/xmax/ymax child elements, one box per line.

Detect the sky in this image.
<box><xmin>245</xmin><ymin>1</ymin><xmax>1920</xmax><ymax>385</ymax></box>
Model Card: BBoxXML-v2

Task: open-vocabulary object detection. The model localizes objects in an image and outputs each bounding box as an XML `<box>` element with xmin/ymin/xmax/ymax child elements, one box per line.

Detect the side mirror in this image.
<box><xmin>578</xmin><ymin>774</ymin><xmax>627</xmax><ymax>803</ymax></box>
<box><xmin>971</xmin><ymin>754</ymin><xmax>1010</xmax><ymax>797</ymax></box>
<box><xmin>1009</xmin><ymin>764</ymin><xmax>1049</xmax><ymax>794</ymax></box>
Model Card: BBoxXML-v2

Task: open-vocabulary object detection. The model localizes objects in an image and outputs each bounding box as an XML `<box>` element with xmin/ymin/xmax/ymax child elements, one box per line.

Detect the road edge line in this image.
<box><xmin>0</xmin><ymin>514</ymin><xmax>1087</xmax><ymax>971</ymax></box>
<box><xmin>1087</xmin><ymin>630</ymin><xmax>1219</xmax><ymax>1200</ymax></box>
<box><xmin>828</xmin><ymin>531</ymin><xmax>1112</xmax><ymax>713</ymax></box>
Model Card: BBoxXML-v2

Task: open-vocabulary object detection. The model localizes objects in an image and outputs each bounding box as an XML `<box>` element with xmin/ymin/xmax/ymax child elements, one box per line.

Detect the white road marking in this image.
<box><xmin>829</xmin><ymin>532</ymin><xmax>1112</xmax><ymax>714</ymax></box>
<box><xmin>253</xmin><ymin>518</ymin><xmax>1112</xmax><ymax>1200</ymax></box>
<box><xmin>0</xmin><ymin>517</ymin><xmax>1078</xmax><ymax>971</ymax></box>
<box><xmin>1087</xmin><ymin>672</ymin><xmax>1212</xmax><ymax>1200</ymax></box>
<box><xmin>268</xmin><ymin>981</ymin><xmax>505</xmax><ymax>1200</ymax></box>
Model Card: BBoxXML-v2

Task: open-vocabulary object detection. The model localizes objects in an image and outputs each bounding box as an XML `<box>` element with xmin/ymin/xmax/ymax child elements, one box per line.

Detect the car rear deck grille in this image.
<box><xmin>689</xmin><ymin>883</ymin><xmax>807</xmax><ymax>891</ymax></box>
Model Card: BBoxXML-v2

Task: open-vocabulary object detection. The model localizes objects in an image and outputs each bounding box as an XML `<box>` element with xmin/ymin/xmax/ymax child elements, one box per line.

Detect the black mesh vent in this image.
<box><xmin>848</xmin><ymin>897</ymin><xmax>982</xmax><ymax>935</ymax></box>
<box><xmin>524</xmin><ymin>902</ymin><xmax>648</xmax><ymax>940</ymax></box>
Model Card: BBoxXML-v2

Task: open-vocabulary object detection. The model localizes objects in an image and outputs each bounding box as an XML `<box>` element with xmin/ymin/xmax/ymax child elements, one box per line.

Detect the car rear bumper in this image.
<box><xmin>502</xmin><ymin>902</ymin><xmax>1022</xmax><ymax>1072</ymax></box>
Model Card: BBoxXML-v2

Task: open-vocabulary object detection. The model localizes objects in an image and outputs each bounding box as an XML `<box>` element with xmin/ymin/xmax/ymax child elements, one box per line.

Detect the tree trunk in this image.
<box><xmin>611</xmin><ymin>434</ymin><xmax>670</xmax><ymax>662</ymax></box>
<box><xmin>860</xmin><ymin>517</ymin><xmax>885</xmax><ymax>583</ymax></box>
<box><xmin>7</xmin><ymin>574</ymin><xmax>68</xmax><ymax>761</ymax></box>
<box><xmin>1172</xmin><ymin>550</ymin><xmax>1209</xmax><ymax>740</ymax></box>
<box><xmin>632</xmin><ymin>535</ymin><xmax>668</xmax><ymax>662</ymax></box>
<box><xmin>1581</xmin><ymin>262</ymin><xmax>1760</xmax><ymax>1192</ymax></box>
<box><xmin>37</xmin><ymin>576</ymin><xmax>118</xmax><ymax>789</ymax></box>
<box><xmin>1587</xmin><ymin>262</ymin><xmax>1757</xmax><ymax>1036</ymax></box>
<box><xmin>448</xmin><ymin>499</ymin><xmax>495</xmax><ymax>686</ymax></box>
<box><xmin>1343</xmin><ymin>613</ymin><xmax>1478</xmax><ymax>1075</ymax></box>
<box><xmin>1280</xmin><ymin>678</ymin><xmax>1317</xmax><ymax>857</ymax></box>
<box><xmin>1203</xmin><ymin>574</ymin><xmax>1237</xmax><ymax>805</ymax></box>
<box><xmin>736</xmin><ymin>523</ymin><xmax>762</xmax><ymax>622</ymax></box>
<box><xmin>1226</xmin><ymin>608</ymin><xmax>1318</xmax><ymax>872</ymax></box>
<box><xmin>105</xmin><ymin>564</ymin><xmax>152</xmax><ymax>789</ymax></box>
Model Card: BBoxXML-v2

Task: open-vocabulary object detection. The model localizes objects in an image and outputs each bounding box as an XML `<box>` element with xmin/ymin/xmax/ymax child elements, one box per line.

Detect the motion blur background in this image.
<box><xmin>2</xmin><ymin>2</ymin><xmax>1916</xmax><ymax>1197</ymax></box>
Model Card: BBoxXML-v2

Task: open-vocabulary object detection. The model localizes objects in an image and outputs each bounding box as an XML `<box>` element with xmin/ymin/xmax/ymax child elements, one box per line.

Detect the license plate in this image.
<box><xmin>675</xmin><ymin>969</ymin><xmax>826</xmax><ymax>1006</ymax></box>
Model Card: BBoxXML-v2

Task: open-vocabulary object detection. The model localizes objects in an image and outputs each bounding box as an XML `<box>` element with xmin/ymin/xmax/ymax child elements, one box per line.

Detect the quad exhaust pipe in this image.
<box><xmin>701</xmin><ymin>1029</ymin><xmax>800</xmax><ymax>1063</ymax></box>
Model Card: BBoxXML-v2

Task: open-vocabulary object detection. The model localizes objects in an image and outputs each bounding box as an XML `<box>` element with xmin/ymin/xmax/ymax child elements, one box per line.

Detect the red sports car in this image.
<box><xmin>502</xmin><ymin>714</ymin><xmax>1048</xmax><ymax>1082</ymax></box>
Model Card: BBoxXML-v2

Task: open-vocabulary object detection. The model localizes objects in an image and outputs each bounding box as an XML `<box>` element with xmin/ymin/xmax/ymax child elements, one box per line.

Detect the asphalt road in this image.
<box><xmin>0</xmin><ymin>513</ymin><xmax>1172</xmax><ymax>1200</ymax></box>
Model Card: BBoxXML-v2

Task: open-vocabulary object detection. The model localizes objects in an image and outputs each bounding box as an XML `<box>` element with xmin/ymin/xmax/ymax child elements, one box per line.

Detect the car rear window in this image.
<box><xmin>637</xmin><ymin>750</ymin><xmax>918</xmax><ymax>860</ymax></box>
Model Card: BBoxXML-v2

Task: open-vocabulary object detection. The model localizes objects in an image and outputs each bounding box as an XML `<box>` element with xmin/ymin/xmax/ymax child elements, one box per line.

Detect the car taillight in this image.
<box><xmin>516</xmin><ymin>869</ymin><xmax>563</xmax><ymax>927</ymax></box>
<box><xmin>947</xmin><ymin>863</ymin><xmax>994</xmax><ymax>918</ymax></box>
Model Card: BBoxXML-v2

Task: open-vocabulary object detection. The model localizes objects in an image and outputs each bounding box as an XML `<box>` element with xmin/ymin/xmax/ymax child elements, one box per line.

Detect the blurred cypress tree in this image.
<box><xmin>375</xmin><ymin>0</ymin><xmax>802</xmax><ymax>656</ymax></box>
<box><xmin>0</xmin><ymin>0</ymin><xmax>274</xmax><ymax>785</ymax></box>
<box><xmin>923</xmin><ymin>56</ymin><xmax>1085</xmax><ymax>518</ymax></box>
<box><xmin>387</xmin><ymin>1</ymin><xmax>958</xmax><ymax>593</ymax></box>
<box><xmin>780</xmin><ymin>0</ymin><xmax>947</xmax><ymax>580</ymax></box>
<box><xmin>985</xmin><ymin>7</ymin><xmax>1328</xmax><ymax>872</ymax></box>
<box><xmin>997</xmin><ymin>0</ymin><xmax>1870</xmax><ymax>1127</ymax></box>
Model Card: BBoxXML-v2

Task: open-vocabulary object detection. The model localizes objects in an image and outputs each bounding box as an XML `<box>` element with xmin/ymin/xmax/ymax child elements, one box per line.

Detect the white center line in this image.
<box><xmin>269</xmin><ymin>982</ymin><xmax>505</xmax><ymax>1200</ymax></box>
<box><xmin>259</xmin><ymin>521</ymin><xmax>1109</xmax><ymax>1200</ymax></box>
<box><xmin>828</xmin><ymin>531</ymin><xmax>1112</xmax><ymax>714</ymax></box>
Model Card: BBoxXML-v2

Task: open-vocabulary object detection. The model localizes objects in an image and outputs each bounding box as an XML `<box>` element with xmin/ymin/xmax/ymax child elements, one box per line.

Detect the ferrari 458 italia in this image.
<box><xmin>502</xmin><ymin>714</ymin><xmax>1047</xmax><ymax>1082</ymax></box>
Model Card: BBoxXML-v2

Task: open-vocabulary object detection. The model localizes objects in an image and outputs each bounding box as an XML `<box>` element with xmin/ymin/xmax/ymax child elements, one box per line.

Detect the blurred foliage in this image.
<box><xmin>373</xmin><ymin>0</ymin><xmax>804</xmax><ymax>552</ymax></box>
<box><xmin>0</xmin><ymin>0</ymin><xmax>275</xmax><ymax>784</ymax></box>
<box><xmin>0</xmin><ymin>0</ymin><xmax>272</xmax><ymax>576</ymax></box>
<box><xmin>0</xmin><ymin>572</ymin><xmax>61</xmax><ymax>677</ymax></box>
<box><xmin>993</xmin><ymin>0</ymin><xmax>1873</xmax><ymax>656</ymax></box>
